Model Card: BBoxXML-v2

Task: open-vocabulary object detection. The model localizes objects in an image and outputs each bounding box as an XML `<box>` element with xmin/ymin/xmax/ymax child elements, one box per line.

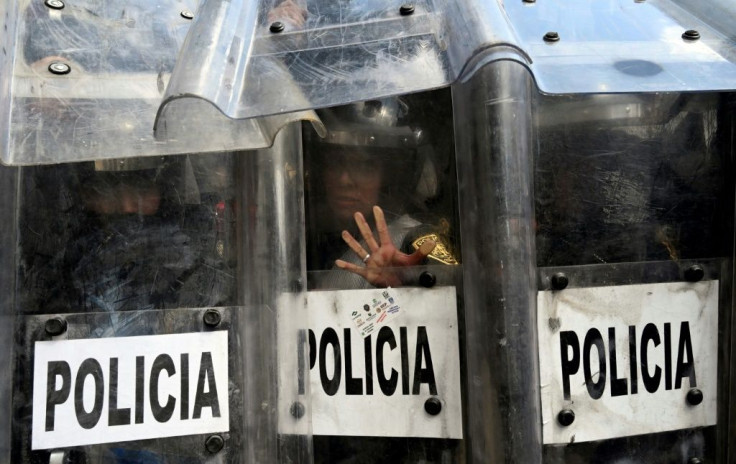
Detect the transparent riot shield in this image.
<box><xmin>533</xmin><ymin>91</ymin><xmax>734</xmax><ymax>463</ymax></box>
<box><xmin>3</xmin><ymin>0</ymin><xmax>736</xmax><ymax>462</ymax></box>
<box><xmin>5</xmin><ymin>128</ymin><xmax>312</xmax><ymax>463</ymax></box>
<box><xmin>453</xmin><ymin>57</ymin><xmax>736</xmax><ymax>463</ymax></box>
<box><xmin>299</xmin><ymin>90</ymin><xmax>466</xmax><ymax>463</ymax></box>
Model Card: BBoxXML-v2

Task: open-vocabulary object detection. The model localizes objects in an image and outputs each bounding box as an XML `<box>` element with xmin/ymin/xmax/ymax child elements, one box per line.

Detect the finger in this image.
<box><xmin>282</xmin><ymin>0</ymin><xmax>308</xmax><ymax>18</ymax></box>
<box><xmin>269</xmin><ymin>8</ymin><xmax>303</xmax><ymax>27</ymax></box>
<box><xmin>341</xmin><ymin>230</ymin><xmax>369</xmax><ymax>260</ymax></box>
<box><xmin>285</xmin><ymin>9</ymin><xmax>305</xmax><ymax>26</ymax></box>
<box><xmin>335</xmin><ymin>259</ymin><xmax>368</xmax><ymax>277</ymax></box>
<box><xmin>373</xmin><ymin>206</ymin><xmax>394</xmax><ymax>247</ymax></box>
<box><xmin>399</xmin><ymin>239</ymin><xmax>436</xmax><ymax>266</ymax></box>
<box><xmin>354</xmin><ymin>212</ymin><xmax>379</xmax><ymax>252</ymax></box>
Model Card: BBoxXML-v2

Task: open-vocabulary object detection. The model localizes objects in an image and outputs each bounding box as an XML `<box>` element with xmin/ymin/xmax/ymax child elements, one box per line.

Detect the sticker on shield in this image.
<box><xmin>32</xmin><ymin>331</ymin><xmax>229</xmax><ymax>450</ymax></box>
<box><xmin>350</xmin><ymin>288</ymin><xmax>401</xmax><ymax>338</ymax></box>
<box><xmin>280</xmin><ymin>286</ymin><xmax>462</xmax><ymax>439</ymax></box>
<box><xmin>538</xmin><ymin>281</ymin><xmax>718</xmax><ymax>444</ymax></box>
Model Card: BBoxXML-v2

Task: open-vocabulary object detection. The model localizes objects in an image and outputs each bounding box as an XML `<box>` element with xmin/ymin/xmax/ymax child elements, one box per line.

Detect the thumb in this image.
<box><xmin>404</xmin><ymin>239</ymin><xmax>436</xmax><ymax>266</ymax></box>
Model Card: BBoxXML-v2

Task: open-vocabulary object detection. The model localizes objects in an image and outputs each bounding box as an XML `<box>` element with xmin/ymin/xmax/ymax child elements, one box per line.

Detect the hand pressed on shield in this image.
<box><xmin>335</xmin><ymin>206</ymin><xmax>436</xmax><ymax>287</ymax></box>
<box><xmin>267</xmin><ymin>0</ymin><xmax>308</xmax><ymax>28</ymax></box>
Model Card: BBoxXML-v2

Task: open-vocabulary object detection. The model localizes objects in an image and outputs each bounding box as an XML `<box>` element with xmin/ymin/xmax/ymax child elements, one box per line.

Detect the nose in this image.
<box><xmin>119</xmin><ymin>190</ymin><xmax>140</xmax><ymax>214</ymax></box>
<box><xmin>337</xmin><ymin>167</ymin><xmax>355</xmax><ymax>185</ymax></box>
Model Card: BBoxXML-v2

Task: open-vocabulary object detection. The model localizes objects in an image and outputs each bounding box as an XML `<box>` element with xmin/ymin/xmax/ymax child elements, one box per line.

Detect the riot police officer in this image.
<box><xmin>304</xmin><ymin>97</ymin><xmax>457</xmax><ymax>290</ymax></box>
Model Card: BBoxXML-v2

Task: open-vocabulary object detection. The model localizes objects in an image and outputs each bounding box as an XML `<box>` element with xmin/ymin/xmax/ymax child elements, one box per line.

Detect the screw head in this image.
<box><xmin>424</xmin><ymin>397</ymin><xmax>442</xmax><ymax>415</ymax></box>
<box><xmin>684</xmin><ymin>265</ymin><xmax>704</xmax><ymax>282</ymax></box>
<box><xmin>544</xmin><ymin>31</ymin><xmax>560</xmax><ymax>43</ymax></box>
<box><xmin>682</xmin><ymin>30</ymin><xmax>700</xmax><ymax>41</ymax></box>
<box><xmin>45</xmin><ymin>317</ymin><xmax>67</xmax><ymax>336</ymax></box>
<box><xmin>688</xmin><ymin>458</ymin><xmax>703</xmax><ymax>464</ymax></box>
<box><xmin>686</xmin><ymin>388</ymin><xmax>703</xmax><ymax>406</ymax></box>
<box><xmin>48</xmin><ymin>61</ymin><xmax>71</xmax><ymax>75</ymax></box>
<box><xmin>290</xmin><ymin>278</ymin><xmax>304</xmax><ymax>292</ymax></box>
<box><xmin>557</xmin><ymin>409</ymin><xmax>575</xmax><ymax>426</ymax></box>
<box><xmin>203</xmin><ymin>309</ymin><xmax>222</xmax><ymax>327</ymax></box>
<box><xmin>270</xmin><ymin>21</ymin><xmax>285</xmax><ymax>33</ymax></box>
<box><xmin>180</xmin><ymin>10</ymin><xmax>194</xmax><ymax>20</ymax></box>
<box><xmin>204</xmin><ymin>434</ymin><xmax>224</xmax><ymax>454</ymax></box>
<box><xmin>45</xmin><ymin>0</ymin><xmax>65</xmax><ymax>9</ymax></box>
<box><xmin>400</xmin><ymin>4</ymin><xmax>415</xmax><ymax>15</ymax></box>
<box><xmin>419</xmin><ymin>271</ymin><xmax>436</xmax><ymax>288</ymax></box>
<box><xmin>290</xmin><ymin>401</ymin><xmax>305</xmax><ymax>419</ymax></box>
<box><xmin>522</xmin><ymin>0</ymin><xmax>536</xmax><ymax>3</ymax></box>
<box><xmin>550</xmin><ymin>272</ymin><xmax>569</xmax><ymax>290</ymax></box>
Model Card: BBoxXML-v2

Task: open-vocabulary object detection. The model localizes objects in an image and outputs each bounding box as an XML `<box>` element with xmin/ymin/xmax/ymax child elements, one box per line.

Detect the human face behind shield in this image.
<box><xmin>80</xmin><ymin>173</ymin><xmax>161</xmax><ymax>217</ymax></box>
<box><xmin>322</xmin><ymin>145</ymin><xmax>383</xmax><ymax>226</ymax></box>
<box><xmin>82</xmin><ymin>181</ymin><xmax>161</xmax><ymax>216</ymax></box>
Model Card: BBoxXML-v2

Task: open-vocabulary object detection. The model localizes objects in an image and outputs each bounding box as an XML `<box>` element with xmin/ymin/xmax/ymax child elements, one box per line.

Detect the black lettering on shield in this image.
<box><xmin>559</xmin><ymin>331</ymin><xmax>580</xmax><ymax>400</ymax></box>
<box><xmin>674</xmin><ymin>321</ymin><xmax>697</xmax><ymax>389</ymax></box>
<box><xmin>180</xmin><ymin>353</ymin><xmax>190</xmax><ymax>420</ymax></box>
<box><xmin>608</xmin><ymin>328</ymin><xmax>628</xmax><ymax>397</ymax></box>
<box><xmin>74</xmin><ymin>358</ymin><xmax>104</xmax><ymax>429</ymax></box>
<box><xmin>412</xmin><ymin>327</ymin><xmax>437</xmax><ymax>395</ymax></box>
<box><xmin>344</xmin><ymin>328</ymin><xmax>363</xmax><ymax>395</ymax></box>
<box><xmin>108</xmin><ymin>358</ymin><xmax>131</xmax><ymax>426</ymax></box>
<box><xmin>376</xmin><ymin>327</ymin><xmax>398</xmax><ymax>396</ymax></box>
<box><xmin>641</xmin><ymin>323</ymin><xmax>662</xmax><ymax>393</ymax></box>
<box><xmin>150</xmin><ymin>354</ymin><xmax>176</xmax><ymax>423</ymax></box>
<box><xmin>193</xmin><ymin>352</ymin><xmax>221</xmax><ymax>419</ymax></box>
<box><xmin>45</xmin><ymin>361</ymin><xmax>71</xmax><ymax>431</ymax></box>
<box><xmin>319</xmin><ymin>328</ymin><xmax>341</xmax><ymax>396</ymax></box>
<box><xmin>583</xmin><ymin>329</ymin><xmax>606</xmax><ymax>400</ymax></box>
<box><xmin>135</xmin><ymin>356</ymin><xmax>145</xmax><ymax>424</ymax></box>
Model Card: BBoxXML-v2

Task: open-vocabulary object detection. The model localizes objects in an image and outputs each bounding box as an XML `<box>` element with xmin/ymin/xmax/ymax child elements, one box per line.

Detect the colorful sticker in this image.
<box><xmin>350</xmin><ymin>288</ymin><xmax>401</xmax><ymax>338</ymax></box>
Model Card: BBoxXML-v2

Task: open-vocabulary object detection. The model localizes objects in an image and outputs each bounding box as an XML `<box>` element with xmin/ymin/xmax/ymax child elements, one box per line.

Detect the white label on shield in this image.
<box><xmin>32</xmin><ymin>331</ymin><xmax>229</xmax><ymax>450</ymax></box>
<box><xmin>282</xmin><ymin>286</ymin><xmax>462</xmax><ymax>439</ymax></box>
<box><xmin>538</xmin><ymin>281</ymin><xmax>718</xmax><ymax>444</ymax></box>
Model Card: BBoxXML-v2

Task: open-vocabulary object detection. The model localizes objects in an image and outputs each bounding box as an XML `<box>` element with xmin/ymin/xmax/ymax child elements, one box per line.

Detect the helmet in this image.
<box><xmin>304</xmin><ymin>97</ymin><xmax>435</xmax><ymax>215</ymax></box>
<box><xmin>314</xmin><ymin>98</ymin><xmax>425</xmax><ymax>150</ymax></box>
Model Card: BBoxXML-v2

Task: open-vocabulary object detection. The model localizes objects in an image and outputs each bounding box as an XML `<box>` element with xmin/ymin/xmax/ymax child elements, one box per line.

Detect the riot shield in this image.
<box><xmin>454</xmin><ymin>58</ymin><xmax>736</xmax><ymax>463</ymax></box>
<box><xmin>298</xmin><ymin>90</ymin><xmax>466</xmax><ymax>463</ymax></box>
<box><xmin>7</xmin><ymin>134</ymin><xmax>312</xmax><ymax>463</ymax></box>
<box><xmin>2</xmin><ymin>0</ymin><xmax>736</xmax><ymax>462</ymax></box>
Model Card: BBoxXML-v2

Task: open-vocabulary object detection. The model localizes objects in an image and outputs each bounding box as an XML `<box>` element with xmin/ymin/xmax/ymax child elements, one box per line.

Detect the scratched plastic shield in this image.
<box><xmin>7</xmin><ymin>133</ymin><xmax>312</xmax><ymax>463</ymax></box>
<box><xmin>528</xmin><ymin>90</ymin><xmax>736</xmax><ymax>463</ymax></box>
<box><xmin>301</xmin><ymin>89</ymin><xmax>465</xmax><ymax>462</ymax></box>
<box><xmin>1</xmin><ymin>0</ymin><xmax>736</xmax><ymax>463</ymax></box>
<box><xmin>2</xmin><ymin>0</ymin><xmax>736</xmax><ymax>166</ymax></box>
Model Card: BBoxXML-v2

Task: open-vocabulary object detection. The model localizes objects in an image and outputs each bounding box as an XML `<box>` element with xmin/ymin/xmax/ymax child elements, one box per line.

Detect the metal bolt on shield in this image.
<box><xmin>551</xmin><ymin>272</ymin><xmax>568</xmax><ymax>290</ymax></box>
<box><xmin>400</xmin><ymin>4</ymin><xmax>415</xmax><ymax>15</ymax></box>
<box><xmin>45</xmin><ymin>0</ymin><xmax>65</xmax><ymax>9</ymax></box>
<box><xmin>205</xmin><ymin>435</ymin><xmax>225</xmax><ymax>454</ymax></box>
<box><xmin>180</xmin><ymin>10</ymin><xmax>194</xmax><ymax>20</ymax></box>
<box><xmin>290</xmin><ymin>401</ymin><xmax>305</xmax><ymax>419</ymax></box>
<box><xmin>544</xmin><ymin>31</ymin><xmax>560</xmax><ymax>43</ymax></box>
<box><xmin>557</xmin><ymin>409</ymin><xmax>575</xmax><ymax>426</ymax></box>
<box><xmin>682</xmin><ymin>30</ymin><xmax>700</xmax><ymax>41</ymax></box>
<box><xmin>684</xmin><ymin>264</ymin><xmax>704</xmax><ymax>282</ymax></box>
<box><xmin>203</xmin><ymin>309</ymin><xmax>222</xmax><ymax>327</ymax></box>
<box><xmin>686</xmin><ymin>388</ymin><xmax>703</xmax><ymax>406</ymax></box>
<box><xmin>48</xmin><ymin>62</ymin><xmax>71</xmax><ymax>75</ymax></box>
<box><xmin>424</xmin><ymin>397</ymin><xmax>442</xmax><ymax>416</ymax></box>
<box><xmin>270</xmin><ymin>21</ymin><xmax>285</xmax><ymax>33</ymax></box>
<box><xmin>45</xmin><ymin>317</ymin><xmax>67</xmax><ymax>336</ymax></box>
<box><xmin>419</xmin><ymin>271</ymin><xmax>436</xmax><ymax>288</ymax></box>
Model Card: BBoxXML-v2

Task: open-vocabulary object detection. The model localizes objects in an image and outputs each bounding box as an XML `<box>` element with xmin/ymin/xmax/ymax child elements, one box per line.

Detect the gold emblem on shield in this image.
<box><xmin>412</xmin><ymin>233</ymin><xmax>459</xmax><ymax>265</ymax></box>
